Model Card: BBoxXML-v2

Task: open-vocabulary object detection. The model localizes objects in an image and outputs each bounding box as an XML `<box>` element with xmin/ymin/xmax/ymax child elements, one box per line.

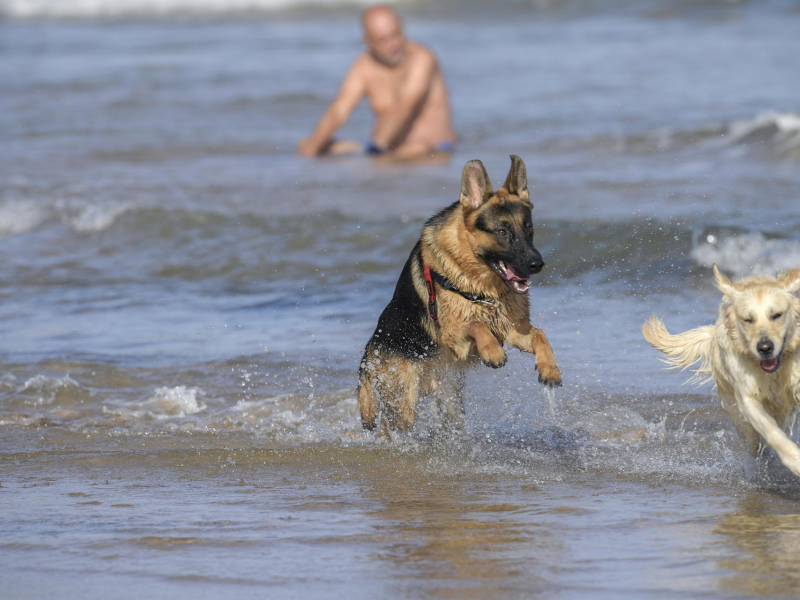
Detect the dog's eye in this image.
<box><xmin>496</xmin><ymin>229</ymin><xmax>507</xmax><ymax>237</ymax></box>
<box><xmin>743</xmin><ymin>318</ymin><xmax>754</xmax><ymax>324</ymax></box>
<box><xmin>772</xmin><ymin>313</ymin><xmax>784</xmax><ymax>321</ymax></box>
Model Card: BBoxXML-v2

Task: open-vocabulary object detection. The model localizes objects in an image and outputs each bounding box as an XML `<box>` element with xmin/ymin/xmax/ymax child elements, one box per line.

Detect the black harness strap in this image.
<box><xmin>423</xmin><ymin>266</ymin><xmax>496</xmax><ymax>329</ymax></box>
<box><xmin>428</xmin><ymin>270</ymin><xmax>495</xmax><ymax>305</ymax></box>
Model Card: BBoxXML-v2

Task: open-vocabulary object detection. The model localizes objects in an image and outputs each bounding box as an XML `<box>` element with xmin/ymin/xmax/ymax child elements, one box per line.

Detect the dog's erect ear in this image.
<box><xmin>713</xmin><ymin>264</ymin><xmax>737</xmax><ymax>296</ymax></box>
<box><xmin>779</xmin><ymin>269</ymin><xmax>800</xmax><ymax>295</ymax></box>
<box><xmin>460</xmin><ymin>160</ymin><xmax>493</xmax><ymax>211</ymax></box>
<box><xmin>503</xmin><ymin>155</ymin><xmax>531</xmax><ymax>206</ymax></box>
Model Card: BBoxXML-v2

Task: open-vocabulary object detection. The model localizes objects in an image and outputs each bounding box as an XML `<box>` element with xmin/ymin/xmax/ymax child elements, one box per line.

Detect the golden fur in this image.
<box><xmin>643</xmin><ymin>265</ymin><xmax>800</xmax><ymax>477</ymax></box>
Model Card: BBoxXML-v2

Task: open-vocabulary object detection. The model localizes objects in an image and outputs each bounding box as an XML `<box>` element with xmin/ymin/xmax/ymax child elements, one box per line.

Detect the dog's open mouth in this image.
<box><xmin>760</xmin><ymin>355</ymin><xmax>781</xmax><ymax>373</ymax></box>
<box><xmin>491</xmin><ymin>261</ymin><xmax>531</xmax><ymax>294</ymax></box>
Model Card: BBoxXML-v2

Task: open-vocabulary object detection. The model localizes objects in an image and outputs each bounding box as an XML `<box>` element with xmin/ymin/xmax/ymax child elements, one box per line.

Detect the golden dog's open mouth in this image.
<box><xmin>760</xmin><ymin>356</ymin><xmax>780</xmax><ymax>373</ymax></box>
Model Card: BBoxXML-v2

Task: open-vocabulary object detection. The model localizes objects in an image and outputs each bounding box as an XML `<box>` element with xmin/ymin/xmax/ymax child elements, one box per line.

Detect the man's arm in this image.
<box><xmin>298</xmin><ymin>61</ymin><xmax>366</xmax><ymax>157</ymax></box>
<box><xmin>371</xmin><ymin>50</ymin><xmax>435</xmax><ymax>151</ymax></box>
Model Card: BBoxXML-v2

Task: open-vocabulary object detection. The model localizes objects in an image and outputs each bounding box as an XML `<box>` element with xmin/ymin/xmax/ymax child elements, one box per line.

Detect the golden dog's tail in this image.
<box><xmin>642</xmin><ymin>316</ymin><xmax>716</xmax><ymax>385</ymax></box>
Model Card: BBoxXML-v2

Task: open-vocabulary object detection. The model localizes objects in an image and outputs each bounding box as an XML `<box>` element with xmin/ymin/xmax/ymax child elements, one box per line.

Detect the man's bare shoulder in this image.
<box><xmin>349</xmin><ymin>53</ymin><xmax>373</xmax><ymax>75</ymax></box>
<box><xmin>406</xmin><ymin>41</ymin><xmax>438</xmax><ymax>67</ymax></box>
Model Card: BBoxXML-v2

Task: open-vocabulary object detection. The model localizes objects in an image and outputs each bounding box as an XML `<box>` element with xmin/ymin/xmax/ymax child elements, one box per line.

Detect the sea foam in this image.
<box><xmin>0</xmin><ymin>200</ymin><xmax>46</xmax><ymax>235</ymax></box>
<box><xmin>725</xmin><ymin>111</ymin><xmax>800</xmax><ymax>156</ymax></box>
<box><xmin>0</xmin><ymin>0</ymin><xmax>383</xmax><ymax>18</ymax></box>
<box><xmin>691</xmin><ymin>231</ymin><xmax>800</xmax><ymax>278</ymax></box>
<box><xmin>20</xmin><ymin>374</ymin><xmax>82</xmax><ymax>405</ymax></box>
<box><xmin>142</xmin><ymin>385</ymin><xmax>207</xmax><ymax>417</ymax></box>
<box><xmin>55</xmin><ymin>199</ymin><xmax>136</xmax><ymax>233</ymax></box>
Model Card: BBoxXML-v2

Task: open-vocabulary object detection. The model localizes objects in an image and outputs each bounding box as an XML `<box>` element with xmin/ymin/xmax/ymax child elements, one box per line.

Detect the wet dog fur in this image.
<box><xmin>357</xmin><ymin>155</ymin><xmax>561</xmax><ymax>438</ymax></box>
<box><xmin>643</xmin><ymin>265</ymin><xmax>800</xmax><ymax>477</ymax></box>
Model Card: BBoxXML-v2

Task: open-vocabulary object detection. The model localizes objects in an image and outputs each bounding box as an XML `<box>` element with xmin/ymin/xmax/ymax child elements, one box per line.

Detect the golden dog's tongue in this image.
<box><xmin>761</xmin><ymin>358</ymin><xmax>778</xmax><ymax>372</ymax></box>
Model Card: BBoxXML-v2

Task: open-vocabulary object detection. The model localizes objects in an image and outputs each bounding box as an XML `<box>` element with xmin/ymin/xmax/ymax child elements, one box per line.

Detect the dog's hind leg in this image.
<box><xmin>357</xmin><ymin>346</ymin><xmax>380</xmax><ymax>430</ymax></box>
<box><xmin>432</xmin><ymin>369</ymin><xmax>466</xmax><ymax>433</ymax></box>
<box><xmin>375</xmin><ymin>355</ymin><xmax>422</xmax><ymax>438</ymax></box>
<box><xmin>357</xmin><ymin>376</ymin><xmax>378</xmax><ymax>431</ymax></box>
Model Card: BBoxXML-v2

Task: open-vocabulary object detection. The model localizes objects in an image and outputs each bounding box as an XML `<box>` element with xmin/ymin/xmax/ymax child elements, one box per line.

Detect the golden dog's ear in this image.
<box><xmin>503</xmin><ymin>155</ymin><xmax>531</xmax><ymax>206</ymax></box>
<box><xmin>713</xmin><ymin>264</ymin><xmax>738</xmax><ymax>296</ymax></box>
<box><xmin>460</xmin><ymin>160</ymin><xmax>493</xmax><ymax>211</ymax></box>
<box><xmin>779</xmin><ymin>269</ymin><xmax>800</xmax><ymax>294</ymax></box>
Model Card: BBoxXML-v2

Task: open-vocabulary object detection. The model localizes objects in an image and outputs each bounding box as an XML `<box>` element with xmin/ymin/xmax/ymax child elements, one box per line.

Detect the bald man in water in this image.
<box><xmin>298</xmin><ymin>5</ymin><xmax>456</xmax><ymax>160</ymax></box>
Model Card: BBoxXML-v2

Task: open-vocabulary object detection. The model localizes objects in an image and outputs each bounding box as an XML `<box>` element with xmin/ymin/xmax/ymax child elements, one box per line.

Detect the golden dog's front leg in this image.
<box><xmin>739</xmin><ymin>393</ymin><xmax>800</xmax><ymax>478</ymax></box>
<box><xmin>507</xmin><ymin>324</ymin><xmax>562</xmax><ymax>387</ymax></box>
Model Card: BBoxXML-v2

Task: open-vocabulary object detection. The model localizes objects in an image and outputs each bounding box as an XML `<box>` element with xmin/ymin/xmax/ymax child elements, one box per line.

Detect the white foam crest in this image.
<box><xmin>0</xmin><ymin>0</ymin><xmax>385</xmax><ymax>18</ymax></box>
<box><xmin>0</xmin><ymin>374</ymin><xmax>18</xmax><ymax>389</ymax></box>
<box><xmin>141</xmin><ymin>385</ymin><xmax>206</xmax><ymax>417</ymax></box>
<box><xmin>727</xmin><ymin>111</ymin><xmax>800</xmax><ymax>154</ymax></box>
<box><xmin>55</xmin><ymin>199</ymin><xmax>135</xmax><ymax>232</ymax></box>
<box><xmin>691</xmin><ymin>232</ymin><xmax>800</xmax><ymax>278</ymax></box>
<box><xmin>0</xmin><ymin>199</ymin><xmax>47</xmax><ymax>235</ymax></box>
<box><xmin>20</xmin><ymin>374</ymin><xmax>81</xmax><ymax>405</ymax></box>
<box><xmin>225</xmin><ymin>393</ymin><xmax>360</xmax><ymax>440</ymax></box>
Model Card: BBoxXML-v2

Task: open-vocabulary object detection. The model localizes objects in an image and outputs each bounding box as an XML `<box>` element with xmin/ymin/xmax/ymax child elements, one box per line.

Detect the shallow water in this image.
<box><xmin>2</xmin><ymin>0</ymin><xmax>800</xmax><ymax>597</ymax></box>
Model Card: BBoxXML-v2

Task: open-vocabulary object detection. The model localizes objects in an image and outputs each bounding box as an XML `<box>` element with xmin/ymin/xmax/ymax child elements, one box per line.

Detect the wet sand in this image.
<box><xmin>5</xmin><ymin>437</ymin><xmax>800</xmax><ymax>599</ymax></box>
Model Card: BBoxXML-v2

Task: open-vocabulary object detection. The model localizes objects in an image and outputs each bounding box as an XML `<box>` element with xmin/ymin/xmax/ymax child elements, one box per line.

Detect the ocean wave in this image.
<box><xmin>55</xmin><ymin>198</ymin><xmax>138</xmax><ymax>233</ymax></box>
<box><xmin>691</xmin><ymin>230</ymin><xmax>800</xmax><ymax>279</ymax></box>
<box><xmin>0</xmin><ymin>197</ymin><xmax>143</xmax><ymax>235</ymax></box>
<box><xmin>542</xmin><ymin>111</ymin><xmax>800</xmax><ymax>161</ymax></box>
<box><xmin>3</xmin><ymin>197</ymin><xmax>797</xmax><ymax>292</ymax></box>
<box><xmin>19</xmin><ymin>374</ymin><xmax>84</xmax><ymax>406</ymax></box>
<box><xmin>141</xmin><ymin>385</ymin><xmax>207</xmax><ymax>417</ymax></box>
<box><xmin>0</xmin><ymin>0</ymin><xmax>383</xmax><ymax>18</ymax></box>
<box><xmin>1</xmin><ymin>0</ymin><xmax>788</xmax><ymax>19</ymax></box>
<box><xmin>0</xmin><ymin>199</ymin><xmax>47</xmax><ymax>235</ymax></box>
<box><xmin>0</xmin><ymin>382</ymin><xmax>761</xmax><ymax>487</ymax></box>
<box><xmin>725</xmin><ymin>111</ymin><xmax>800</xmax><ymax>157</ymax></box>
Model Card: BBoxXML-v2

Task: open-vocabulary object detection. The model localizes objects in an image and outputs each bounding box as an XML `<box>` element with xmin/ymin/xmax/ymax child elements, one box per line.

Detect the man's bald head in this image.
<box><xmin>362</xmin><ymin>5</ymin><xmax>400</xmax><ymax>33</ymax></box>
<box><xmin>362</xmin><ymin>5</ymin><xmax>406</xmax><ymax>67</ymax></box>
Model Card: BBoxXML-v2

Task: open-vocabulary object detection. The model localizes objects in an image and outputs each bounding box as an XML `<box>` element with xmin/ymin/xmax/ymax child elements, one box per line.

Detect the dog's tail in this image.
<box><xmin>642</xmin><ymin>316</ymin><xmax>716</xmax><ymax>385</ymax></box>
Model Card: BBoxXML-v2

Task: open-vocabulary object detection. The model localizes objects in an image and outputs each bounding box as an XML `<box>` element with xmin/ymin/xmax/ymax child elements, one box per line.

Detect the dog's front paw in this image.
<box><xmin>537</xmin><ymin>363</ymin><xmax>562</xmax><ymax>387</ymax></box>
<box><xmin>481</xmin><ymin>347</ymin><xmax>507</xmax><ymax>369</ymax></box>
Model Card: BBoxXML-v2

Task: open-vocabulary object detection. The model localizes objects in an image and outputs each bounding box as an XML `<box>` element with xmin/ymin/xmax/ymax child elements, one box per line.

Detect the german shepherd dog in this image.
<box><xmin>643</xmin><ymin>265</ymin><xmax>800</xmax><ymax>478</ymax></box>
<box><xmin>357</xmin><ymin>156</ymin><xmax>562</xmax><ymax>437</ymax></box>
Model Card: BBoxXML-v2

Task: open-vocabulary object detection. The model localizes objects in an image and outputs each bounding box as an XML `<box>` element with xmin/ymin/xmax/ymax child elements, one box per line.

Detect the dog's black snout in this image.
<box><xmin>757</xmin><ymin>340</ymin><xmax>774</xmax><ymax>356</ymax></box>
<box><xmin>529</xmin><ymin>258</ymin><xmax>545</xmax><ymax>274</ymax></box>
<box><xmin>528</xmin><ymin>248</ymin><xmax>545</xmax><ymax>274</ymax></box>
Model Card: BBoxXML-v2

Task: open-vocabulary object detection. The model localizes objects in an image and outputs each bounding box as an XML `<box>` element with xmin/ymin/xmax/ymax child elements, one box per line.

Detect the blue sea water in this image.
<box><xmin>2</xmin><ymin>1</ymin><xmax>800</xmax><ymax>597</ymax></box>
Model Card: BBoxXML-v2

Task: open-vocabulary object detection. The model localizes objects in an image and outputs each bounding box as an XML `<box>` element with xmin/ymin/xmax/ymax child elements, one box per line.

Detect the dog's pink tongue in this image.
<box><xmin>761</xmin><ymin>358</ymin><xmax>778</xmax><ymax>372</ymax></box>
<box><xmin>504</xmin><ymin>264</ymin><xmax>527</xmax><ymax>282</ymax></box>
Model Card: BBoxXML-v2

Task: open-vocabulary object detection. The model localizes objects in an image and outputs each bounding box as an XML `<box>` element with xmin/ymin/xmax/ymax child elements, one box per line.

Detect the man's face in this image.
<box><xmin>364</xmin><ymin>15</ymin><xmax>406</xmax><ymax>67</ymax></box>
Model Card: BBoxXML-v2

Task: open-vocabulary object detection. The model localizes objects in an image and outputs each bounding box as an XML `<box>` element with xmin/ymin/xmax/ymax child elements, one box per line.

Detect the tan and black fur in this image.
<box><xmin>358</xmin><ymin>155</ymin><xmax>562</xmax><ymax>437</ymax></box>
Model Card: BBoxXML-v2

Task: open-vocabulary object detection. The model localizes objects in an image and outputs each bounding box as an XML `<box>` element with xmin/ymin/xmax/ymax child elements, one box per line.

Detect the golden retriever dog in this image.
<box><xmin>643</xmin><ymin>265</ymin><xmax>800</xmax><ymax>477</ymax></box>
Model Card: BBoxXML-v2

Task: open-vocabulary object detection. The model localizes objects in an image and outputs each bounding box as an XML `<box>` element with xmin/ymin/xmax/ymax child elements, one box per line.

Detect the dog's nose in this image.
<box><xmin>529</xmin><ymin>259</ymin><xmax>544</xmax><ymax>274</ymax></box>
<box><xmin>757</xmin><ymin>340</ymin><xmax>774</xmax><ymax>356</ymax></box>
